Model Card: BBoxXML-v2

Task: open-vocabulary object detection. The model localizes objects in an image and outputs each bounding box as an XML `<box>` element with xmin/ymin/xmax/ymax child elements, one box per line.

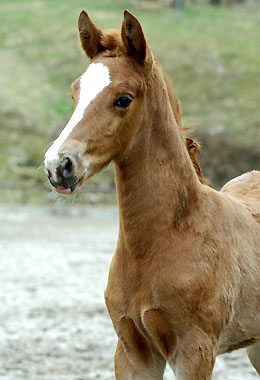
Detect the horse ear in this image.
<box><xmin>121</xmin><ymin>10</ymin><xmax>147</xmax><ymax>65</ymax></box>
<box><xmin>78</xmin><ymin>11</ymin><xmax>104</xmax><ymax>59</ymax></box>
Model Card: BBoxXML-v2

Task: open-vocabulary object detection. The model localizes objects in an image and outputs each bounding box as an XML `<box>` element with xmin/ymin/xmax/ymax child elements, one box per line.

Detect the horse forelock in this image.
<box><xmin>100</xmin><ymin>30</ymin><xmax>125</xmax><ymax>58</ymax></box>
<box><xmin>98</xmin><ymin>30</ymin><xmax>153</xmax><ymax>73</ymax></box>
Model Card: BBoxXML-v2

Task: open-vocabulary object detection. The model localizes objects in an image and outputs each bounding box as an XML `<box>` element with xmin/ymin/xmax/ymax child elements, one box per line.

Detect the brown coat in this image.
<box><xmin>44</xmin><ymin>10</ymin><xmax>260</xmax><ymax>380</ymax></box>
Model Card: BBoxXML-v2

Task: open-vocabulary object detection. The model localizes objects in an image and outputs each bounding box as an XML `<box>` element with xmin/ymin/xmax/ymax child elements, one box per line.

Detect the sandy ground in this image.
<box><xmin>0</xmin><ymin>205</ymin><xmax>258</xmax><ymax>380</ymax></box>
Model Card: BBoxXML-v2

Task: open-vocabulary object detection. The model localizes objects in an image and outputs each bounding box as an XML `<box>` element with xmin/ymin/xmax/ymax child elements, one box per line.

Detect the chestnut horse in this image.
<box><xmin>44</xmin><ymin>10</ymin><xmax>260</xmax><ymax>380</ymax></box>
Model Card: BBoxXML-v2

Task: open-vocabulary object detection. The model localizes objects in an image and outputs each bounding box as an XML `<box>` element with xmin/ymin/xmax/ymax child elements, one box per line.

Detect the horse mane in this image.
<box><xmin>163</xmin><ymin>71</ymin><xmax>211</xmax><ymax>186</ymax></box>
<box><xmin>98</xmin><ymin>30</ymin><xmax>211</xmax><ymax>186</ymax></box>
<box><xmin>185</xmin><ymin>136</ymin><xmax>212</xmax><ymax>187</ymax></box>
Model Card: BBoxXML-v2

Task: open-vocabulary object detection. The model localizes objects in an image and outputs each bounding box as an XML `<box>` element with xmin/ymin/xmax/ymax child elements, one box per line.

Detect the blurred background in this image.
<box><xmin>0</xmin><ymin>1</ymin><xmax>260</xmax><ymax>379</ymax></box>
<box><xmin>0</xmin><ymin>0</ymin><xmax>259</xmax><ymax>204</ymax></box>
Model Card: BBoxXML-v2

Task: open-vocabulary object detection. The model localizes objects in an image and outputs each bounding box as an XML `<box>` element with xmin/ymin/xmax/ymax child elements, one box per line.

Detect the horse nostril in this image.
<box><xmin>47</xmin><ymin>169</ymin><xmax>52</xmax><ymax>179</ymax></box>
<box><xmin>62</xmin><ymin>157</ymin><xmax>74</xmax><ymax>179</ymax></box>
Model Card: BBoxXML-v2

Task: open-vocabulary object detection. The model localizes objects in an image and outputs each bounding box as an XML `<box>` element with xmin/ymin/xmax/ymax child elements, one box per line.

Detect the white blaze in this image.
<box><xmin>45</xmin><ymin>63</ymin><xmax>111</xmax><ymax>164</ymax></box>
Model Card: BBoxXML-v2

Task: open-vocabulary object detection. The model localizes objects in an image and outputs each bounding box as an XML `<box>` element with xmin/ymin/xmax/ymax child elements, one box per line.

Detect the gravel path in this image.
<box><xmin>0</xmin><ymin>205</ymin><xmax>258</xmax><ymax>380</ymax></box>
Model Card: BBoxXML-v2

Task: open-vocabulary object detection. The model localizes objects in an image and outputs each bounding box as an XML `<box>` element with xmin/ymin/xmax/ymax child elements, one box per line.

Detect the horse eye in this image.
<box><xmin>114</xmin><ymin>95</ymin><xmax>133</xmax><ymax>108</ymax></box>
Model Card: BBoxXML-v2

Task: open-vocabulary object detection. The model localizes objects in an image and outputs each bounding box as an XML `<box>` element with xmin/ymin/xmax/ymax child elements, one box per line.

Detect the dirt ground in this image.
<box><xmin>0</xmin><ymin>205</ymin><xmax>258</xmax><ymax>380</ymax></box>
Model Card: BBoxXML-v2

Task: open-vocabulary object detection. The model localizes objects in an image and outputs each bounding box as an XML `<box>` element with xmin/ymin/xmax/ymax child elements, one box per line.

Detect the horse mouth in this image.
<box><xmin>50</xmin><ymin>176</ymin><xmax>84</xmax><ymax>195</ymax></box>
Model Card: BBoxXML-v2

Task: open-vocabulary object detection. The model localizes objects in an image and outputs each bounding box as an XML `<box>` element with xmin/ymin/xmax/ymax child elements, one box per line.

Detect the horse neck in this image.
<box><xmin>114</xmin><ymin>64</ymin><xmax>201</xmax><ymax>255</ymax></box>
<box><xmin>163</xmin><ymin>72</ymin><xmax>183</xmax><ymax>129</ymax></box>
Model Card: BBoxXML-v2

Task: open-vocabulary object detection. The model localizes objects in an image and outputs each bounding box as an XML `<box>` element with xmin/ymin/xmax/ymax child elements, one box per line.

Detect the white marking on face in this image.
<box><xmin>44</xmin><ymin>63</ymin><xmax>111</xmax><ymax>165</ymax></box>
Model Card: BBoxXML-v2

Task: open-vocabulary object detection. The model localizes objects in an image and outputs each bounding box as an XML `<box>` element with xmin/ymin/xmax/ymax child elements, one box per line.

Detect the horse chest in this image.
<box><xmin>105</xmin><ymin>259</ymin><xmax>188</xmax><ymax>360</ymax></box>
<box><xmin>105</xmin><ymin>286</ymin><xmax>177</xmax><ymax>360</ymax></box>
<box><xmin>105</xmin><ymin>270</ymin><xmax>153</xmax><ymax>322</ymax></box>
<box><xmin>105</xmin><ymin>249</ymin><xmax>208</xmax><ymax>321</ymax></box>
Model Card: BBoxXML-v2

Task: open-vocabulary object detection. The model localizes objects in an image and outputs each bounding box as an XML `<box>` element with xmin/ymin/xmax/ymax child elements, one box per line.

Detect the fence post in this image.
<box><xmin>174</xmin><ymin>0</ymin><xmax>183</xmax><ymax>18</ymax></box>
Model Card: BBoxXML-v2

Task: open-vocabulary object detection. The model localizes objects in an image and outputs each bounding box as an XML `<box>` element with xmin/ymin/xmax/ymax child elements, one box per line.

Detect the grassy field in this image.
<box><xmin>0</xmin><ymin>0</ymin><xmax>260</xmax><ymax>203</ymax></box>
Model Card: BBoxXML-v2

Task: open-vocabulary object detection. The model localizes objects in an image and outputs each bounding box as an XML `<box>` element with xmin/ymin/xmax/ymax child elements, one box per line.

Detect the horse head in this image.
<box><xmin>45</xmin><ymin>10</ymin><xmax>153</xmax><ymax>194</ymax></box>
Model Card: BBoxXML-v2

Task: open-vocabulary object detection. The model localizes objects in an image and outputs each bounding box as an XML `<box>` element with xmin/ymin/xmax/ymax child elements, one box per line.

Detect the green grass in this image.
<box><xmin>0</xmin><ymin>0</ymin><xmax>260</xmax><ymax>202</ymax></box>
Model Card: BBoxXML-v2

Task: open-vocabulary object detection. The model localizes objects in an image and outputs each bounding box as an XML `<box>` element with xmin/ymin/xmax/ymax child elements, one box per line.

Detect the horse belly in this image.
<box><xmin>218</xmin><ymin>291</ymin><xmax>260</xmax><ymax>354</ymax></box>
<box><xmin>218</xmin><ymin>322</ymin><xmax>260</xmax><ymax>354</ymax></box>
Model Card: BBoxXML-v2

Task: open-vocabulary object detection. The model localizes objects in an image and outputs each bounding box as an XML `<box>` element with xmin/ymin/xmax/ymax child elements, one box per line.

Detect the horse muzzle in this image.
<box><xmin>45</xmin><ymin>155</ymin><xmax>82</xmax><ymax>194</ymax></box>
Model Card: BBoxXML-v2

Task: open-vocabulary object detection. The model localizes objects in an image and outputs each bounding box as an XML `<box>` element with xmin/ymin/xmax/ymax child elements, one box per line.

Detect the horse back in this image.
<box><xmin>221</xmin><ymin>170</ymin><xmax>260</xmax><ymax>219</ymax></box>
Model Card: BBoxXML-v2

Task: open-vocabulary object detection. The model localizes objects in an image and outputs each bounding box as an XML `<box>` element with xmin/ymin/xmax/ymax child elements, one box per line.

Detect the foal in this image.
<box><xmin>44</xmin><ymin>10</ymin><xmax>260</xmax><ymax>380</ymax></box>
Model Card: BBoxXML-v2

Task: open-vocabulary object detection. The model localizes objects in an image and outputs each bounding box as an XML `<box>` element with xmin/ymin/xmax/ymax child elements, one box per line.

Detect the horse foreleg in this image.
<box><xmin>114</xmin><ymin>340</ymin><xmax>166</xmax><ymax>380</ymax></box>
<box><xmin>247</xmin><ymin>341</ymin><xmax>260</xmax><ymax>375</ymax></box>
<box><xmin>169</xmin><ymin>328</ymin><xmax>218</xmax><ymax>380</ymax></box>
